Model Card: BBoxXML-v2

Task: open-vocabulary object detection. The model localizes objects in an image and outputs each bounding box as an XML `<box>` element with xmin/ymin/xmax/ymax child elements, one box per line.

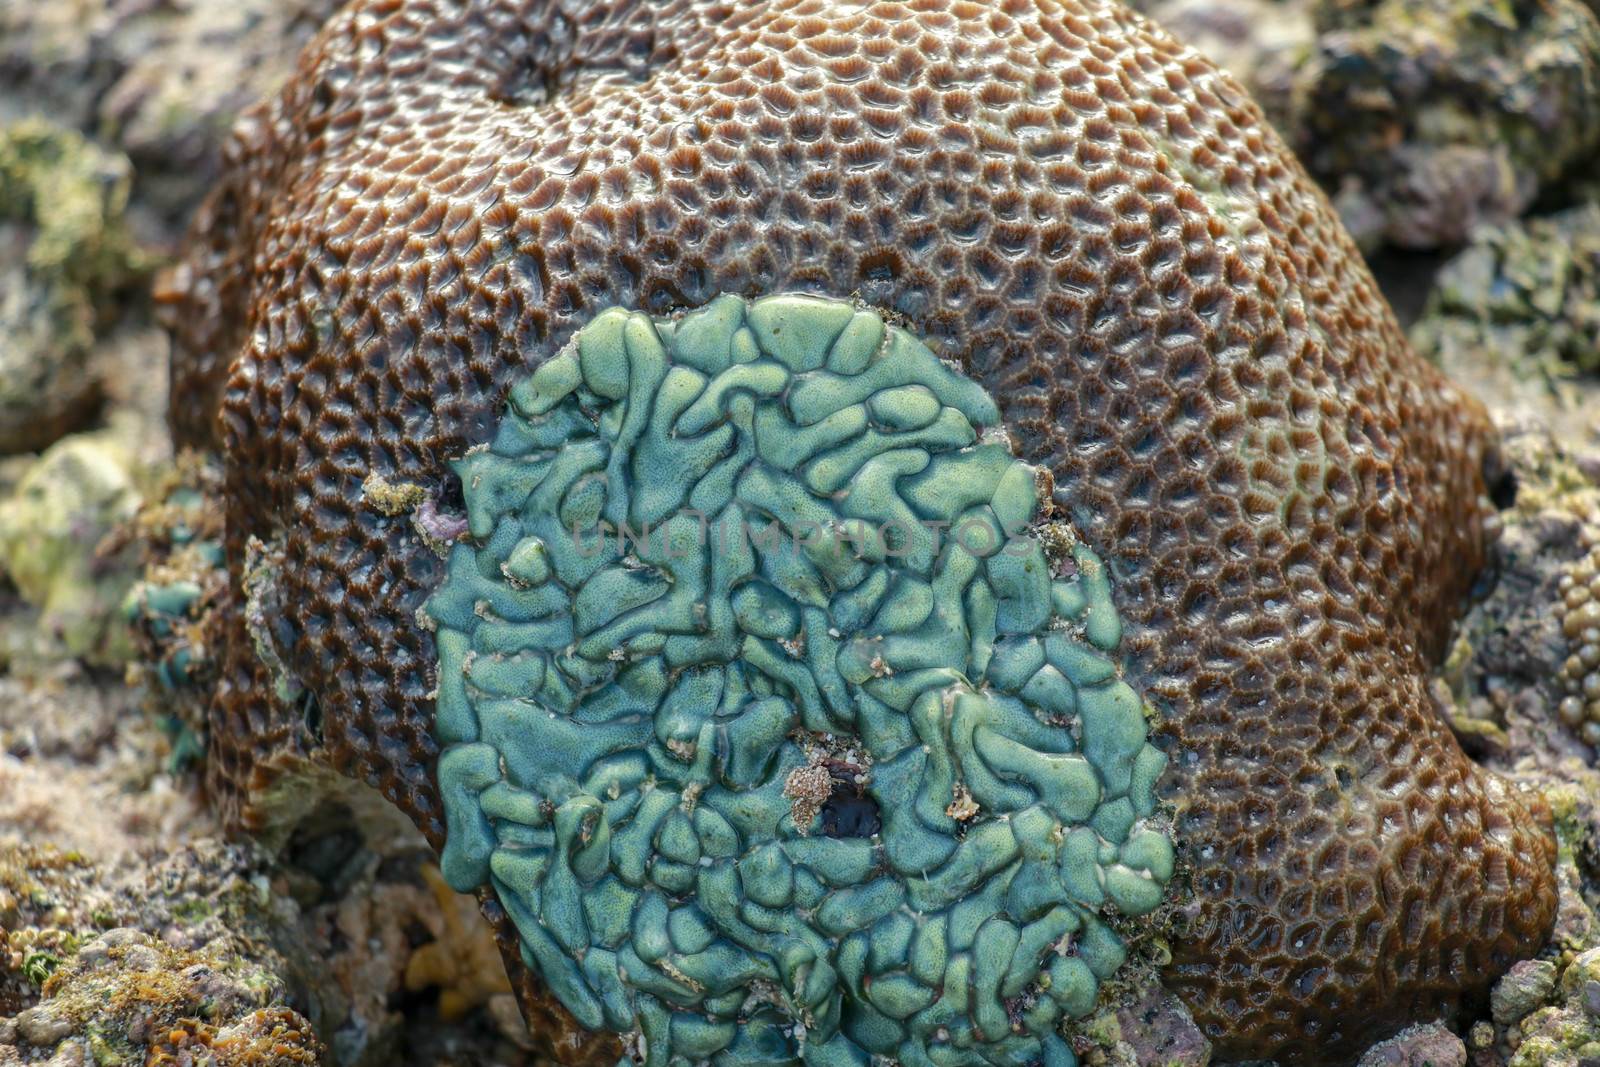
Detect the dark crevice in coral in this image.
<box><xmin>1366</xmin><ymin>248</ymin><xmax>1448</xmax><ymax>329</ymax></box>
<box><xmin>301</xmin><ymin>691</ymin><xmax>324</xmax><ymax>745</ymax></box>
<box><xmin>439</xmin><ymin>471</ymin><xmax>465</xmax><ymax>513</ymax></box>
<box><xmin>1489</xmin><ymin>466</ymin><xmax>1520</xmax><ymax>511</ymax></box>
<box><xmin>488</xmin><ymin>55</ymin><xmax>562</xmax><ymax>107</ymax></box>
<box><xmin>820</xmin><ymin>781</ymin><xmax>879</xmax><ymax>839</ymax></box>
<box><xmin>282</xmin><ymin>801</ymin><xmax>370</xmax><ymax>902</ymax></box>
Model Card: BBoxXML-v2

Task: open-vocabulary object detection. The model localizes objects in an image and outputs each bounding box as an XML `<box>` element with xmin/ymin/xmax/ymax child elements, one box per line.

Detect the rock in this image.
<box><xmin>1115</xmin><ymin>987</ymin><xmax>1214</xmax><ymax>1067</ymax></box>
<box><xmin>1415</xmin><ymin>204</ymin><xmax>1600</xmax><ymax>385</ymax></box>
<box><xmin>115</xmin><ymin>941</ymin><xmax>160</xmax><ymax>972</ymax></box>
<box><xmin>1357</xmin><ymin>1023</ymin><xmax>1468</xmax><ymax>1067</ymax></box>
<box><xmin>1495</xmin><ymin>961</ymin><xmax>1561</xmax><ymax>1026</ymax></box>
<box><xmin>0</xmin><ymin>120</ymin><xmax>143</xmax><ymax>456</ymax></box>
<box><xmin>0</xmin><ymin>431</ymin><xmax>143</xmax><ymax>667</ymax></box>
<box><xmin>0</xmin><ymin>0</ymin><xmax>342</xmax><ymax>240</ymax></box>
<box><xmin>1561</xmin><ymin>949</ymin><xmax>1600</xmax><ymax>1015</ymax></box>
<box><xmin>1292</xmin><ymin>0</ymin><xmax>1600</xmax><ymax>250</ymax></box>
<box><xmin>0</xmin><ymin>843</ymin><xmax>319</xmax><ymax>1063</ymax></box>
<box><xmin>486</xmin><ymin>993</ymin><xmax>535</xmax><ymax>1052</ymax></box>
<box><xmin>44</xmin><ymin>1038</ymin><xmax>87</xmax><ymax>1066</ymax></box>
<box><xmin>15</xmin><ymin>1004</ymin><xmax>73</xmax><ymax>1046</ymax></box>
<box><xmin>1425</xmin><ymin>416</ymin><xmax>1600</xmax><ymax>763</ymax></box>
<box><xmin>5</xmin><ymin>805</ymin><xmax>526</xmax><ymax>1067</ymax></box>
<box><xmin>1500</xmin><ymin>950</ymin><xmax>1600</xmax><ymax>1066</ymax></box>
<box><xmin>1582</xmin><ymin>977</ymin><xmax>1600</xmax><ymax>1019</ymax></box>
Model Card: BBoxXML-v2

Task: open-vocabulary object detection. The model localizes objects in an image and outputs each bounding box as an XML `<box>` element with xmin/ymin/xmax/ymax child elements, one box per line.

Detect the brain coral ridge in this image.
<box><xmin>426</xmin><ymin>294</ymin><xmax>1174</xmax><ymax>1067</ymax></box>
<box><xmin>161</xmin><ymin>0</ymin><xmax>1559</xmax><ymax>1062</ymax></box>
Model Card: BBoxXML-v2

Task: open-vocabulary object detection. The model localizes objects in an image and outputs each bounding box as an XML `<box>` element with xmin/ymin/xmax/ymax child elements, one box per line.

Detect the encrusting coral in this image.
<box><xmin>425</xmin><ymin>295</ymin><xmax>1174</xmax><ymax>1065</ymax></box>
<box><xmin>160</xmin><ymin>0</ymin><xmax>1560</xmax><ymax>1061</ymax></box>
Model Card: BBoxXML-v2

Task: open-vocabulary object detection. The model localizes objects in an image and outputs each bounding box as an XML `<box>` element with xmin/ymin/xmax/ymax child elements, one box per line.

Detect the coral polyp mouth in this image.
<box><xmin>424</xmin><ymin>294</ymin><xmax>1173</xmax><ymax>1066</ymax></box>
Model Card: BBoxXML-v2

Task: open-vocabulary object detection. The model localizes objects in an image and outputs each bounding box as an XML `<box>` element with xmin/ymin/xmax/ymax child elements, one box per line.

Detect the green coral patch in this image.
<box><xmin>426</xmin><ymin>294</ymin><xmax>1173</xmax><ymax>1067</ymax></box>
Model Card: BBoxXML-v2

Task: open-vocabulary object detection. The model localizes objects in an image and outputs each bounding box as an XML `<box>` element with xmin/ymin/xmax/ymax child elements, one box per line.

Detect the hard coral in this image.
<box><xmin>164</xmin><ymin>0</ymin><xmax>1558</xmax><ymax>1061</ymax></box>
<box><xmin>424</xmin><ymin>295</ymin><xmax>1174</xmax><ymax>1064</ymax></box>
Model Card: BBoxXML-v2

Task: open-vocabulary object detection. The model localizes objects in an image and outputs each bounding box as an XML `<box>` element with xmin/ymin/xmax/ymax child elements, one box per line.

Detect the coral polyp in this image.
<box><xmin>425</xmin><ymin>295</ymin><xmax>1172</xmax><ymax>1066</ymax></box>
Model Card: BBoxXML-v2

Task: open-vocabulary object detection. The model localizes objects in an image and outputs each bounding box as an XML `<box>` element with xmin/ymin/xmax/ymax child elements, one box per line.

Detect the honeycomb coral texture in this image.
<box><xmin>426</xmin><ymin>294</ymin><xmax>1174</xmax><ymax>1066</ymax></box>
<box><xmin>164</xmin><ymin>0</ymin><xmax>1559</xmax><ymax>1060</ymax></box>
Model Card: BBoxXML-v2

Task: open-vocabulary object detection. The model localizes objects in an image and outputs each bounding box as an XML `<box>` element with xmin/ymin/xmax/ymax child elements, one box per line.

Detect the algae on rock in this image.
<box><xmin>122</xmin><ymin>451</ymin><xmax>229</xmax><ymax>768</ymax></box>
<box><xmin>0</xmin><ymin>432</ymin><xmax>144</xmax><ymax>667</ymax></box>
<box><xmin>0</xmin><ymin>842</ymin><xmax>322</xmax><ymax>1067</ymax></box>
<box><xmin>0</xmin><ymin>0</ymin><xmax>343</xmax><ymax>233</ymax></box>
<box><xmin>1293</xmin><ymin>0</ymin><xmax>1600</xmax><ymax>249</ymax></box>
<box><xmin>1414</xmin><ymin>204</ymin><xmax>1600</xmax><ymax>378</ymax></box>
<box><xmin>0</xmin><ymin>119</ymin><xmax>144</xmax><ymax>455</ymax></box>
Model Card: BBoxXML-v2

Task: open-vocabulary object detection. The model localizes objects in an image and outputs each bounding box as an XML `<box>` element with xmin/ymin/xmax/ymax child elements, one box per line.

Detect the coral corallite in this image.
<box><xmin>159</xmin><ymin>0</ymin><xmax>1560</xmax><ymax>1062</ymax></box>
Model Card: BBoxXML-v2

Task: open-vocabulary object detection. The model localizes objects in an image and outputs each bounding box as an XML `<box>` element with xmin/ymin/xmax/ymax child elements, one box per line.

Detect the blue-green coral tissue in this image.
<box><xmin>424</xmin><ymin>294</ymin><xmax>1174</xmax><ymax>1067</ymax></box>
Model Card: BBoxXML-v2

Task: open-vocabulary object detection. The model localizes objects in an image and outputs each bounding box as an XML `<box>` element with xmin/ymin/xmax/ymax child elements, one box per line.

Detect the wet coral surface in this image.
<box><xmin>425</xmin><ymin>295</ymin><xmax>1174</xmax><ymax>1064</ymax></box>
<box><xmin>158</xmin><ymin>0</ymin><xmax>1562</xmax><ymax>1060</ymax></box>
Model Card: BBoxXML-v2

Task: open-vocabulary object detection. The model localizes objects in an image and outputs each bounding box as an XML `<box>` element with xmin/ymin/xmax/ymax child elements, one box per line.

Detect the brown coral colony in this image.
<box><xmin>163</xmin><ymin>0</ymin><xmax>1559</xmax><ymax>1062</ymax></box>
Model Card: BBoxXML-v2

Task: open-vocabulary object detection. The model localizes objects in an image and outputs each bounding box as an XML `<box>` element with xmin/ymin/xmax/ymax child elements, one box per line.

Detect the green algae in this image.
<box><xmin>0</xmin><ymin>120</ymin><xmax>140</xmax><ymax>293</ymax></box>
<box><xmin>426</xmin><ymin>295</ymin><xmax>1174</xmax><ymax>1067</ymax></box>
<box><xmin>0</xmin><ymin>119</ymin><xmax>144</xmax><ymax>454</ymax></box>
<box><xmin>0</xmin><ymin>432</ymin><xmax>142</xmax><ymax>666</ymax></box>
<box><xmin>1414</xmin><ymin>203</ymin><xmax>1600</xmax><ymax>378</ymax></box>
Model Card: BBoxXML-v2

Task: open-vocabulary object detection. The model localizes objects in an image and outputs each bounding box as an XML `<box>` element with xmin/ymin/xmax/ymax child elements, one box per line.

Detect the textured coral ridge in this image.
<box><xmin>164</xmin><ymin>0</ymin><xmax>1560</xmax><ymax>1060</ymax></box>
<box><xmin>426</xmin><ymin>294</ymin><xmax>1175</xmax><ymax>1066</ymax></box>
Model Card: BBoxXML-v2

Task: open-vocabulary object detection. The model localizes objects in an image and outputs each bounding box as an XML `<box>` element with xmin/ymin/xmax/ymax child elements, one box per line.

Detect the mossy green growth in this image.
<box><xmin>0</xmin><ymin>119</ymin><xmax>144</xmax><ymax>454</ymax></box>
<box><xmin>426</xmin><ymin>294</ymin><xmax>1174</xmax><ymax>1067</ymax></box>
<box><xmin>0</xmin><ymin>432</ymin><xmax>142</xmax><ymax>666</ymax></box>
<box><xmin>0</xmin><ymin>120</ymin><xmax>140</xmax><ymax>293</ymax></box>
<box><xmin>1413</xmin><ymin>203</ymin><xmax>1600</xmax><ymax>377</ymax></box>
